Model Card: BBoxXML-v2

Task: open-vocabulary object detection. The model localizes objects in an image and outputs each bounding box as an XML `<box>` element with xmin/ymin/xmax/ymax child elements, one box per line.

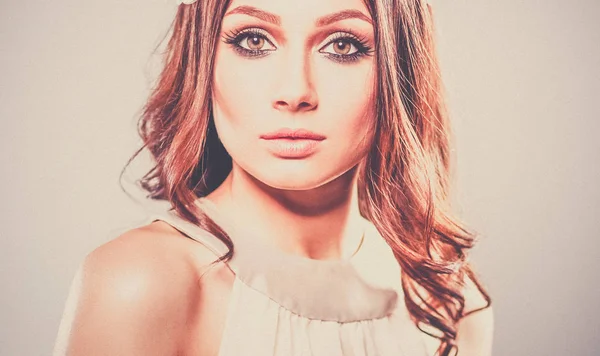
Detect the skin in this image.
<box><xmin>52</xmin><ymin>0</ymin><xmax>493</xmax><ymax>355</ymax></box>
<box><xmin>209</xmin><ymin>0</ymin><xmax>377</xmax><ymax>260</ymax></box>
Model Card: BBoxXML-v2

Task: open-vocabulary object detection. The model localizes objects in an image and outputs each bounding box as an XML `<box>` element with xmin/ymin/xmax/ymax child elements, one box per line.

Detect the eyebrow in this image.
<box><xmin>316</xmin><ymin>9</ymin><xmax>372</xmax><ymax>27</ymax></box>
<box><xmin>224</xmin><ymin>6</ymin><xmax>372</xmax><ymax>27</ymax></box>
<box><xmin>225</xmin><ymin>5</ymin><xmax>281</xmax><ymax>25</ymax></box>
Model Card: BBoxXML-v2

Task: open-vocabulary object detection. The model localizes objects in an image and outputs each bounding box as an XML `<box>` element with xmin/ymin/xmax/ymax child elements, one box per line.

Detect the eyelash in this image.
<box><xmin>222</xmin><ymin>28</ymin><xmax>373</xmax><ymax>63</ymax></box>
<box><xmin>223</xmin><ymin>28</ymin><xmax>274</xmax><ymax>58</ymax></box>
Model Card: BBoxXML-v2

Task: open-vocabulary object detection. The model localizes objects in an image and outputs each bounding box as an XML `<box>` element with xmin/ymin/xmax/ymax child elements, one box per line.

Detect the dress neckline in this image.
<box><xmin>149</xmin><ymin>196</ymin><xmax>403</xmax><ymax>322</ymax></box>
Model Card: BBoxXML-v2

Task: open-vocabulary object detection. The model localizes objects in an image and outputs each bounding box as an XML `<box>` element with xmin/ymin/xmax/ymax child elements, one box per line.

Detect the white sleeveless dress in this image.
<box><xmin>143</xmin><ymin>198</ymin><xmax>435</xmax><ymax>356</ymax></box>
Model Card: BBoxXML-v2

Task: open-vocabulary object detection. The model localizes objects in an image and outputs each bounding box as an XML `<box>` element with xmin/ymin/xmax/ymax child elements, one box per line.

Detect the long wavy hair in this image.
<box><xmin>123</xmin><ymin>0</ymin><xmax>492</xmax><ymax>354</ymax></box>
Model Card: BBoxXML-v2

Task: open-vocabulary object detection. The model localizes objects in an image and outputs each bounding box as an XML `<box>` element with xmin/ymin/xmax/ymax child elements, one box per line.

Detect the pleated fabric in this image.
<box><xmin>142</xmin><ymin>198</ymin><xmax>431</xmax><ymax>356</ymax></box>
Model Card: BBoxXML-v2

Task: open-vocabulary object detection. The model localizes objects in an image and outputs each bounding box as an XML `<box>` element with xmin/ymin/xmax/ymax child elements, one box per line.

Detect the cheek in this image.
<box><xmin>316</xmin><ymin>61</ymin><xmax>377</xmax><ymax>142</ymax></box>
<box><xmin>213</xmin><ymin>52</ymin><xmax>272</xmax><ymax>125</ymax></box>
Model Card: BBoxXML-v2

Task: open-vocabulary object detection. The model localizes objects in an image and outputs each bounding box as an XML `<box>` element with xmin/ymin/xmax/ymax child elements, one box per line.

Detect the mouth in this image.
<box><xmin>261</xmin><ymin>138</ymin><xmax>323</xmax><ymax>159</ymax></box>
<box><xmin>259</xmin><ymin>128</ymin><xmax>325</xmax><ymax>159</ymax></box>
<box><xmin>259</xmin><ymin>128</ymin><xmax>326</xmax><ymax>141</ymax></box>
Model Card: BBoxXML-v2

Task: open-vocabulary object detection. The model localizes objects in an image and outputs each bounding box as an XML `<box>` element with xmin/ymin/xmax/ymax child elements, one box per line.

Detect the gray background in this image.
<box><xmin>1</xmin><ymin>0</ymin><xmax>599</xmax><ymax>355</ymax></box>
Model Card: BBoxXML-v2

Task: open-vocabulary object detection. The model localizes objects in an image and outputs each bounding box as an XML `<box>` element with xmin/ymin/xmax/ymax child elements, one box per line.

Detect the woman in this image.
<box><xmin>53</xmin><ymin>0</ymin><xmax>493</xmax><ymax>355</ymax></box>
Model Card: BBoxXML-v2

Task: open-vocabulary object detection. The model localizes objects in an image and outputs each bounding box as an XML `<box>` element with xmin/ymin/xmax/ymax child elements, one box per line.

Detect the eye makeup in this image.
<box><xmin>222</xmin><ymin>27</ymin><xmax>277</xmax><ymax>58</ymax></box>
<box><xmin>221</xmin><ymin>27</ymin><xmax>374</xmax><ymax>63</ymax></box>
<box><xmin>318</xmin><ymin>30</ymin><xmax>374</xmax><ymax>64</ymax></box>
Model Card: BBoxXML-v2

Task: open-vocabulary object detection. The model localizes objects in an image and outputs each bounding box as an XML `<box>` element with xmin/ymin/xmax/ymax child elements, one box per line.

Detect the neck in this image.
<box><xmin>207</xmin><ymin>163</ymin><xmax>365</xmax><ymax>261</ymax></box>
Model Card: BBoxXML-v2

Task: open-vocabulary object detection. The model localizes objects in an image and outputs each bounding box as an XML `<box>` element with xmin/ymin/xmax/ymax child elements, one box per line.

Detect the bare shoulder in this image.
<box><xmin>86</xmin><ymin>221</ymin><xmax>224</xmax><ymax>283</ymax></box>
<box><xmin>81</xmin><ymin>222</ymin><xmax>222</xmax><ymax>311</ymax></box>
<box><xmin>418</xmin><ymin>273</ymin><xmax>494</xmax><ymax>356</ymax></box>
<box><xmin>455</xmin><ymin>275</ymin><xmax>494</xmax><ymax>356</ymax></box>
<box><xmin>53</xmin><ymin>222</ymin><xmax>231</xmax><ymax>356</ymax></box>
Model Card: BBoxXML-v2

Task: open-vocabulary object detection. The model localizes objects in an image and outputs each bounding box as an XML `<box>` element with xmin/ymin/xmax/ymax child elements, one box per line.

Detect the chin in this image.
<box><xmin>261</xmin><ymin>177</ymin><xmax>326</xmax><ymax>191</ymax></box>
<box><xmin>241</xmin><ymin>159</ymin><xmax>347</xmax><ymax>191</ymax></box>
<box><xmin>254</xmin><ymin>169</ymin><xmax>331</xmax><ymax>191</ymax></box>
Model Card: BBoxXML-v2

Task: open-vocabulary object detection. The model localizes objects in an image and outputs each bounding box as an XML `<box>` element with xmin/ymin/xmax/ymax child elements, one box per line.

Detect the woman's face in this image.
<box><xmin>212</xmin><ymin>0</ymin><xmax>377</xmax><ymax>190</ymax></box>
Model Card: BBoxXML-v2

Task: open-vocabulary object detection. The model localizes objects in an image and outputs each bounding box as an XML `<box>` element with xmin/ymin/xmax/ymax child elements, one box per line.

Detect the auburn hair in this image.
<box><xmin>123</xmin><ymin>0</ymin><xmax>492</xmax><ymax>354</ymax></box>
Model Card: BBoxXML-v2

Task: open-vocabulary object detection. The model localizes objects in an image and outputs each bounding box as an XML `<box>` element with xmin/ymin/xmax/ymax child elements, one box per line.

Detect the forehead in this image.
<box><xmin>225</xmin><ymin>0</ymin><xmax>370</xmax><ymax>24</ymax></box>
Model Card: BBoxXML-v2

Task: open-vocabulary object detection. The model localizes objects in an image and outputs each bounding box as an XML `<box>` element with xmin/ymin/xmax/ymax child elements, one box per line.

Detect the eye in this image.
<box><xmin>319</xmin><ymin>32</ymin><xmax>373</xmax><ymax>64</ymax></box>
<box><xmin>223</xmin><ymin>28</ymin><xmax>277</xmax><ymax>58</ymax></box>
<box><xmin>321</xmin><ymin>39</ymin><xmax>358</xmax><ymax>56</ymax></box>
<box><xmin>238</xmin><ymin>32</ymin><xmax>276</xmax><ymax>51</ymax></box>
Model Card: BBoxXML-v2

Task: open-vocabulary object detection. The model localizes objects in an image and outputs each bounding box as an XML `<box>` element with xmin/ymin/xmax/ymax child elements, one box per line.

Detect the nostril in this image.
<box><xmin>298</xmin><ymin>102</ymin><xmax>312</xmax><ymax>109</ymax></box>
<box><xmin>273</xmin><ymin>95</ymin><xmax>318</xmax><ymax>112</ymax></box>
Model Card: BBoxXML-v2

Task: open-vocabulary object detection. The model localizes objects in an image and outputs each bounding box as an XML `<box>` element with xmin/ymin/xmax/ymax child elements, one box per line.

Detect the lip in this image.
<box><xmin>260</xmin><ymin>128</ymin><xmax>325</xmax><ymax>159</ymax></box>
<box><xmin>262</xmin><ymin>138</ymin><xmax>322</xmax><ymax>159</ymax></box>
<box><xmin>259</xmin><ymin>128</ymin><xmax>326</xmax><ymax>141</ymax></box>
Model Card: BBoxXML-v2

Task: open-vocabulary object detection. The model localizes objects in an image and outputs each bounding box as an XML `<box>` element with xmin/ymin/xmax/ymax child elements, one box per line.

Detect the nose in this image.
<box><xmin>272</xmin><ymin>50</ymin><xmax>318</xmax><ymax>113</ymax></box>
